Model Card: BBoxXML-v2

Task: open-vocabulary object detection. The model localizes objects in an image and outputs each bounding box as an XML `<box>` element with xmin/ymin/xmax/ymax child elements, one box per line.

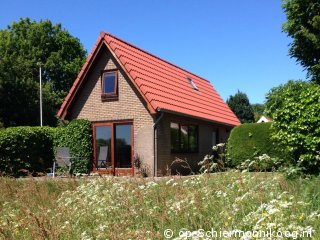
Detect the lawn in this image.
<box><xmin>0</xmin><ymin>173</ymin><xmax>319</xmax><ymax>239</ymax></box>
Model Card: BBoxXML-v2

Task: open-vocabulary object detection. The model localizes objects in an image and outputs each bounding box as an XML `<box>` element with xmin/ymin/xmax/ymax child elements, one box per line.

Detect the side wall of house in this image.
<box><xmin>156</xmin><ymin>113</ymin><xmax>232</xmax><ymax>176</ymax></box>
<box><xmin>67</xmin><ymin>45</ymin><xmax>155</xmax><ymax>175</ymax></box>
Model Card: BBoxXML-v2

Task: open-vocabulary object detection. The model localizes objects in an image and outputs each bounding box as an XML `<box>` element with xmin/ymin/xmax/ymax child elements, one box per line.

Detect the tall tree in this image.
<box><xmin>226</xmin><ymin>90</ymin><xmax>254</xmax><ymax>123</ymax></box>
<box><xmin>0</xmin><ymin>18</ymin><xmax>86</xmax><ymax>127</ymax></box>
<box><xmin>282</xmin><ymin>0</ymin><xmax>320</xmax><ymax>83</ymax></box>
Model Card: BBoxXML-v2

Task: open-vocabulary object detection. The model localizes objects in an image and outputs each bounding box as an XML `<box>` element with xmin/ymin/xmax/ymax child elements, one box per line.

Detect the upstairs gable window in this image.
<box><xmin>101</xmin><ymin>70</ymin><xmax>118</xmax><ymax>100</ymax></box>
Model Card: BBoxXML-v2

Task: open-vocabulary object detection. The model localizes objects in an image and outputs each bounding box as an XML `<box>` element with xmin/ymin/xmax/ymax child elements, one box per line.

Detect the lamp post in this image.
<box><xmin>38</xmin><ymin>63</ymin><xmax>43</xmax><ymax>127</ymax></box>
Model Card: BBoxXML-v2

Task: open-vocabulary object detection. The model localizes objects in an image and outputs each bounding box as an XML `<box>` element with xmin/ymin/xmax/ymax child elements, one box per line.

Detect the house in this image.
<box><xmin>57</xmin><ymin>32</ymin><xmax>240</xmax><ymax>176</ymax></box>
<box><xmin>257</xmin><ymin>115</ymin><xmax>272</xmax><ymax>123</ymax></box>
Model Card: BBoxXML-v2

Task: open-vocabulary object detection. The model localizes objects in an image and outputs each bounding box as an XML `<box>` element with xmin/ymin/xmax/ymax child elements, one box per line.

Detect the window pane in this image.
<box><xmin>212</xmin><ymin>131</ymin><xmax>217</xmax><ymax>147</ymax></box>
<box><xmin>170</xmin><ymin>123</ymin><xmax>198</xmax><ymax>153</ymax></box>
<box><xmin>103</xmin><ymin>72</ymin><xmax>116</xmax><ymax>94</ymax></box>
<box><xmin>180</xmin><ymin>125</ymin><xmax>189</xmax><ymax>152</ymax></box>
<box><xmin>187</xmin><ymin>77</ymin><xmax>199</xmax><ymax>91</ymax></box>
<box><xmin>95</xmin><ymin>126</ymin><xmax>111</xmax><ymax>168</ymax></box>
<box><xmin>189</xmin><ymin>125</ymin><xmax>198</xmax><ymax>152</ymax></box>
<box><xmin>170</xmin><ymin>123</ymin><xmax>179</xmax><ymax>152</ymax></box>
<box><xmin>115</xmin><ymin>124</ymin><xmax>132</xmax><ymax>168</ymax></box>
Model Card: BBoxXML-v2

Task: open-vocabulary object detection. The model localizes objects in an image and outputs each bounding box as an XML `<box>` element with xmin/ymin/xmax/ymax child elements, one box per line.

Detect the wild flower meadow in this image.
<box><xmin>0</xmin><ymin>173</ymin><xmax>319</xmax><ymax>239</ymax></box>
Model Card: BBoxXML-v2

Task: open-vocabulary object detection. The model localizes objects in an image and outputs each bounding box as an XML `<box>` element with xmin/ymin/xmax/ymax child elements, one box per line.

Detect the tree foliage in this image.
<box><xmin>282</xmin><ymin>0</ymin><xmax>320</xmax><ymax>83</ymax></box>
<box><xmin>0</xmin><ymin>18</ymin><xmax>86</xmax><ymax>127</ymax></box>
<box><xmin>227</xmin><ymin>90</ymin><xmax>254</xmax><ymax>123</ymax></box>
<box><xmin>265</xmin><ymin>80</ymin><xmax>320</xmax><ymax>174</ymax></box>
<box><xmin>265</xmin><ymin>80</ymin><xmax>309</xmax><ymax>117</ymax></box>
<box><xmin>251</xmin><ymin>103</ymin><xmax>266</xmax><ymax>122</ymax></box>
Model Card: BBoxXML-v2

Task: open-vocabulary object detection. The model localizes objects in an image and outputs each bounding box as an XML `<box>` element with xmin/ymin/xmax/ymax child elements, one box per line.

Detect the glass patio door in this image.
<box><xmin>115</xmin><ymin>124</ymin><xmax>132</xmax><ymax>169</ymax></box>
<box><xmin>94</xmin><ymin>125</ymin><xmax>112</xmax><ymax>172</ymax></box>
<box><xmin>93</xmin><ymin>122</ymin><xmax>133</xmax><ymax>175</ymax></box>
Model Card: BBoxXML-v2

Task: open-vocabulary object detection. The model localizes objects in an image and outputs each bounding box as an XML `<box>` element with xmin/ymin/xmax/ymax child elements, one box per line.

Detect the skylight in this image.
<box><xmin>187</xmin><ymin>77</ymin><xmax>199</xmax><ymax>91</ymax></box>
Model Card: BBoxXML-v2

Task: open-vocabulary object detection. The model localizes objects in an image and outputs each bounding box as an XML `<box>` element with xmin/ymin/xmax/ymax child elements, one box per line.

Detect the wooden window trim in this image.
<box><xmin>101</xmin><ymin>70</ymin><xmax>118</xmax><ymax>100</ymax></box>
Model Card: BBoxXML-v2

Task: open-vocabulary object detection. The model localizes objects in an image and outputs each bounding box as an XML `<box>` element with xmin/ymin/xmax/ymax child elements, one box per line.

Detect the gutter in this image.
<box><xmin>155</xmin><ymin>108</ymin><xmax>239</xmax><ymax>127</ymax></box>
<box><xmin>153</xmin><ymin>108</ymin><xmax>164</xmax><ymax>177</ymax></box>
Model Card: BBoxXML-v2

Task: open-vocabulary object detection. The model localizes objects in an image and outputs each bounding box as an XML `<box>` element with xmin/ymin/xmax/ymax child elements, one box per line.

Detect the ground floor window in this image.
<box><xmin>170</xmin><ymin>122</ymin><xmax>198</xmax><ymax>153</ymax></box>
<box><xmin>212</xmin><ymin>128</ymin><xmax>219</xmax><ymax>146</ymax></box>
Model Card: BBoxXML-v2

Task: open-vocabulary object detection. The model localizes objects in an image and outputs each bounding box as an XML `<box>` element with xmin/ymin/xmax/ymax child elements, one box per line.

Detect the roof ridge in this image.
<box><xmin>102</xmin><ymin>32</ymin><xmax>210</xmax><ymax>83</ymax></box>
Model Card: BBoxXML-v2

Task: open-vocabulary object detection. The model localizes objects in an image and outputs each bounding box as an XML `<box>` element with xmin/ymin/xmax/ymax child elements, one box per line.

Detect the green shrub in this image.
<box><xmin>53</xmin><ymin>119</ymin><xmax>93</xmax><ymax>174</ymax></box>
<box><xmin>227</xmin><ymin>123</ymin><xmax>286</xmax><ymax>167</ymax></box>
<box><xmin>0</xmin><ymin>127</ymin><xmax>54</xmax><ymax>176</ymax></box>
<box><xmin>266</xmin><ymin>81</ymin><xmax>320</xmax><ymax>174</ymax></box>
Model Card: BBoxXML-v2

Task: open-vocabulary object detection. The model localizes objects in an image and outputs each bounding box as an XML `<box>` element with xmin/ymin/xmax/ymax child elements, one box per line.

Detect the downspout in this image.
<box><xmin>153</xmin><ymin>108</ymin><xmax>164</xmax><ymax>177</ymax></box>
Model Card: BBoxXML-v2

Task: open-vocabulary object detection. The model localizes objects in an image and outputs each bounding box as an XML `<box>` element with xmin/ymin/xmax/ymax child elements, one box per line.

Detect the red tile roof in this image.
<box><xmin>58</xmin><ymin>32</ymin><xmax>240</xmax><ymax>126</ymax></box>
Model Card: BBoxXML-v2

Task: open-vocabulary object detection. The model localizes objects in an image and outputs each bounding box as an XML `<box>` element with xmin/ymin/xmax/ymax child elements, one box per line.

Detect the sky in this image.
<box><xmin>0</xmin><ymin>0</ymin><xmax>307</xmax><ymax>104</ymax></box>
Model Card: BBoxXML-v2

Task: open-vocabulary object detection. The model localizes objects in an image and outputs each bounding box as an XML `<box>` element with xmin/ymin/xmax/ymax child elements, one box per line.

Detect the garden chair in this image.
<box><xmin>52</xmin><ymin>147</ymin><xmax>72</xmax><ymax>177</ymax></box>
<box><xmin>97</xmin><ymin>146</ymin><xmax>108</xmax><ymax>170</ymax></box>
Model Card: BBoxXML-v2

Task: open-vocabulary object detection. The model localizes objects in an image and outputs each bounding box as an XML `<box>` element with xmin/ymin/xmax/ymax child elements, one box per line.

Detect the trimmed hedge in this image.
<box><xmin>0</xmin><ymin>119</ymin><xmax>93</xmax><ymax>177</ymax></box>
<box><xmin>0</xmin><ymin>127</ymin><xmax>54</xmax><ymax>176</ymax></box>
<box><xmin>227</xmin><ymin>123</ymin><xmax>285</xmax><ymax>167</ymax></box>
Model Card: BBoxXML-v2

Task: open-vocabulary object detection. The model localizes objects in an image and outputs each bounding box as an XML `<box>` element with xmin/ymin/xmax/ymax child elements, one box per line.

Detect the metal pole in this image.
<box><xmin>39</xmin><ymin>65</ymin><xmax>43</xmax><ymax>127</ymax></box>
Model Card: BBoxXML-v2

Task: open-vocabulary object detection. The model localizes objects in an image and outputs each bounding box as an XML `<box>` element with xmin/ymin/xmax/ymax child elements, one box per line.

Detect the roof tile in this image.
<box><xmin>58</xmin><ymin>32</ymin><xmax>240</xmax><ymax>126</ymax></box>
<box><xmin>104</xmin><ymin>33</ymin><xmax>240</xmax><ymax>126</ymax></box>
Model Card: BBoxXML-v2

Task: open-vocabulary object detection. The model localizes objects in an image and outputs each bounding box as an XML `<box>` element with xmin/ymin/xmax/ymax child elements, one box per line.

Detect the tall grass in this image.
<box><xmin>0</xmin><ymin>173</ymin><xmax>319</xmax><ymax>239</ymax></box>
<box><xmin>0</xmin><ymin>178</ymin><xmax>79</xmax><ymax>239</ymax></box>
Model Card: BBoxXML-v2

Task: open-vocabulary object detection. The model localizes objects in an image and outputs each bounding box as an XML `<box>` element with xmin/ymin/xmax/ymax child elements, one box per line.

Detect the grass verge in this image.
<box><xmin>0</xmin><ymin>173</ymin><xmax>319</xmax><ymax>239</ymax></box>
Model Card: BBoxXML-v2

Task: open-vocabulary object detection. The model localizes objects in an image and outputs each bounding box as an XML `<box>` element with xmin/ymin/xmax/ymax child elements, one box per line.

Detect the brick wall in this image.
<box><xmin>67</xmin><ymin>45</ymin><xmax>155</xmax><ymax>175</ymax></box>
<box><xmin>156</xmin><ymin>112</ymin><xmax>233</xmax><ymax>176</ymax></box>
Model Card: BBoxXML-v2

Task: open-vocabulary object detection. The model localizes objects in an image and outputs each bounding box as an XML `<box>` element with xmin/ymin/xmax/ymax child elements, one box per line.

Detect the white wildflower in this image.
<box><xmin>166</xmin><ymin>178</ymin><xmax>174</xmax><ymax>185</ymax></box>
